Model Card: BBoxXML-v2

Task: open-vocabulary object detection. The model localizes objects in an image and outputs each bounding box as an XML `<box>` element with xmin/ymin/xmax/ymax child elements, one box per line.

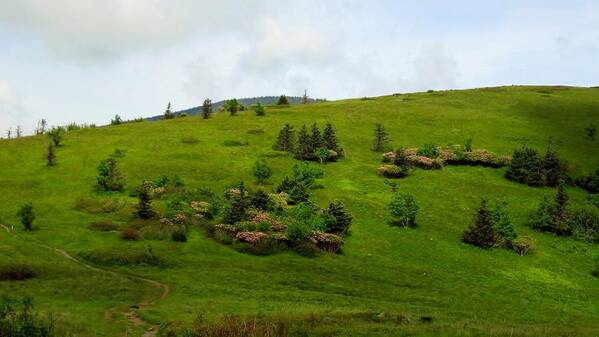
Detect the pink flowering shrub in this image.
<box><xmin>310</xmin><ymin>231</ymin><xmax>343</xmax><ymax>253</ymax></box>
<box><xmin>378</xmin><ymin>165</ymin><xmax>409</xmax><ymax>178</ymax></box>
<box><xmin>236</xmin><ymin>231</ymin><xmax>268</xmax><ymax>244</ymax></box>
<box><xmin>382</xmin><ymin>151</ymin><xmax>396</xmax><ymax>163</ymax></box>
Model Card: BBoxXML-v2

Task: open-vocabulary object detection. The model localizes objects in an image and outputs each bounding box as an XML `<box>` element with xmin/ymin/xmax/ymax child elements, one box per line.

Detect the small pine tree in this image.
<box><xmin>96</xmin><ymin>158</ymin><xmax>124</xmax><ymax>191</ymax></box>
<box><xmin>324</xmin><ymin>200</ymin><xmax>353</xmax><ymax>235</ymax></box>
<box><xmin>202</xmin><ymin>98</ymin><xmax>212</xmax><ymax>119</ymax></box>
<box><xmin>463</xmin><ymin>200</ymin><xmax>497</xmax><ymax>248</ymax></box>
<box><xmin>17</xmin><ymin>203</ymin><xmax>35</xmax><ymax>231</ymax></box>
<box><xmin>506</xmin><ymin>145</ymin><xmax>545</xmax><ymax>186</ymax></box>
<box><xmin>277</xmin><ymin>95</ymin><xmax>289</xmax><ymax>105</ymax></box>
<box><xmin>163</xmin><ymin>102</ymin><xmax>174</xmax><ymax>119</ymax></box>
<box><xmin>388</xmin><ymin>192</ymin><xmax>419</xmax><ymax>227</ymax></box>
<box><xmin>543</xmin><ymin>142</ymin><xmax>568</xmax><ymax>187</ymax></box>
<box><xmin>135</xmin><ymin>182</ymin><xmax>156</xmax><ymax>219</ymax></box>
<box><xmin>323</xmin><ymin>123</ymin><xmax>339</xmax><ymax>152</ymax></box>
<box><xmin>251</xmin><ymin>189</ymin><xmax>270</xmax><ymax>210</ymax></box>
<box><xmin>46</xmin><ymin>143</ymin><xmax>56</xmax><ymax>167</ymax></box>
<box><xmin>111</xmin><ymin>114</ymin><xmax>122</xmax><ymax>125</ymax></box>
<box><xmin>372</xmin><ymin>124</ymin><xmax>391</xmax><ymax>152</ymax></box>
<box><xmin>253</xmin><ymin>160</ymin><xmax>272</xmax><ymax>185</ymax></box>
<box><xmin>223</xmin><ymin>182</ymin><xmax>250</xmax><ymax>224</ymax></box>
<box><xmin>464</xmin><ymin>138</ymin><xmax>473</xmax><ymax>152</ymax></box>
<box><xmin>491</xmin><ymin>203</ymin><xmax>516</xmax><ymax>248</ymax></box>
<box><xmin>295</xmin><ymin>125</ymin><xmax>312</xmax><ymax>160</ymax></box>
<box><xmin>273</xmin><ymin>124</ymin><xmax>296</xmax><ymax>152</ymax></box>
<box><xmin>310</xmin><ymin>123</ymin><xmax>323</xmax><ymax>151</ymax></box>
<box><xmin>254</xmin><ymin>102</ymin><xmax>265</xmax><ymax>116</ymax></box>
<box><xmin>47</xmin><ymin>127</ymin><xmax>64</xmax><ymax>147</ymax></box>
<box><xmin>551</xmin><ymin>182</ymin><xmax>570</xmax><ymax>235</ymax></box>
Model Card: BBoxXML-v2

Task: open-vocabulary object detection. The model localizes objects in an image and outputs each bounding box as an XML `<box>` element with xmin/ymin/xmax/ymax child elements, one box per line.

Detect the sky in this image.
<box><xmin>1</xmin><ymin>0</ymin><xmax>598</xmax><ymax>134</ymax></box>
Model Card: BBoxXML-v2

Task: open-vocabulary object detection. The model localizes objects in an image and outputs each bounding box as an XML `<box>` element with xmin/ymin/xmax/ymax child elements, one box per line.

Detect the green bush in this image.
<box><xmin>96</xmin><ymin>158</ymin><xmax>124</xmax><ymax>191</ymax></box>
<box><xmin>378</xmin><ymin>165</ymin><xmax>409</xmax><ymax>179</ymax></box>
<box><xmin>253</xmin><ymin>160</ymin><xmax>272</xmax><ymax>185</ymax></box>
<box><xmin>416</xmin><ymin>143</ymin><xmax>438</xmax><ymax>158</ymax></box>
<box><xmin>569</xmin><ymin>203</ymin><xmax>599</xmax><ymax>243</ymax></box>
<box><xmin>463</xmin><ymin>200</ymin><xmax>496</xmax><ymax>249</ymax></box>
<box><xmin>88</xmin><ymin>221</ymin><xmax>119</xmax><ymax>231</ymax></box>
<box><xmin>0</xmin><ymin>297</ymin><xmax>55</xmax><ymax>337</ymax></box>
<box><xmin>512</xmin><ymin>236</ymin><xmax>535</xmax><ymax>256</ymax></box>
<box><xmin>171</xmin><ymin>229</ymin><xmax>187</xmax><ymax>242</ymax></box>
<box><xmin>0</xmin><ymin>264</ymin><xmax>37</xmax><ymax>281</ymax></box>
<box><xmin>388</xmin><ymin>192</ymin><xmax>418</xmax><ymax>227</ymax></box>
<box><xmin>324</xmin><ymin>200</ymin><xmax>353</xmax><ymax>235</ymax></box>
<box><xmin>223</xmin><ymin>140</ymin><xmax>248</xmax><ymax>147</ymax></box>
<box><xmin>79</xmin><ymin>246</ymin><xmax>168</xmax><ymax>267</ymax></box>
<box><xmin>529</xmin><ymin>184</ymin><xmax>571</xmax><ymax>236</ymax></box>
<box><xmin>119</xmin><ymin>228</ymin><xmax>140</xmax><ymax>241</ymax></box>
<box><xmin>491</xmin><ymin>203</ymin><xmax>516</xmax><ymax>248</ymax></box>
<box><xmin>17</xmin><ymin>203</ymin><xmax>35</xmax><ymax>232</ymax></box>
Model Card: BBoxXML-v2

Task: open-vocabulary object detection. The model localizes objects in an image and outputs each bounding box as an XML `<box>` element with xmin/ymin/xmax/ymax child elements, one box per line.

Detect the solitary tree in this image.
<box><xmin>164</xmin><ymin>102</ymin><xmax>175</xmax><ymax>119</ymax></box>
<box><xmin>46</xmin><ymin>143</ymin><xmax>56</xmax><ymax>167</ymax></box>
<box><xmin>254</xmin><ymin>102</ymin><xmax>265</xmax><ymax>116</ymax></box>
<box><xmin>47</xmin><ymin>127</ymin><xmax>64</xmax><ymax>146</ymax></box>
<box><xmin>202</xmin><ymin>98</ymin><xmax>212</xmax><ymax>119</ymax></box>
<box><xmin>388</xmin><ymin>192</ymin><xmax>419</xmax><ymax>227</ymax></box>
<box><xmin>274</xmin><ymin>124</ymin><xmax>296</xmax><ymax>152</ymax></box>
<box><xmin>253</xmin><ymin>160</ymin><xmax>272</xmax><ymax>185</ymax></box>
<box><xmin>323</xmin><ymin>123</ymin><xmax>339</xmax><ymax>152</ymax></box>
<box><xmin>372</xmin><ymin>124</ymin><xmax>390</xmax><ymax>152</ymax></box>
<box><xmin>6</xmin><ymin>128</ymin><xmax>11</xmax><ymax>139</ymax></box>
<box><xmin>135</xmin><ymin>182</ymin><xmax>156</xmax><ymax>219</ymax></box>
<box><xmin>225</xmin><ymin>99</ymin><xmax>239</xmax><ymax>116</ymax></box>
<box><xmin>96</xmin><ymin>158</ymin><xmax>124</xmax><ymax>191</ymax></box>
<box><xmin>111</xmin><ymin>114</ymin><xmax>122</xmax><ymax>125</ymax></box>
<box><xmin>302</xmin><ymin>89</ymin><xmax>309</xmax><ymax>104</ymax></box>
<box><xmin>277</xmin><ymin>95</ymin><xmax>289</xmax><ymax>105</ymax></box>
<box><xmin>17</xmin><ymin>203</ymin><xmax>35</xmax><ymax>231</ymax></box>
<box><xmin>324</xmin><ymin>200</ymin><xmax>353</xmax><ymax>235</ymax></box>
<box><xmin>463</xmin><ymin>199</ymin><xmax>496</xmax><ymax>248</ymax></box>
<box><xmin>15</xmin><ymin>126</ymin><xmax>22</xmax><ymax>138</ymax></box>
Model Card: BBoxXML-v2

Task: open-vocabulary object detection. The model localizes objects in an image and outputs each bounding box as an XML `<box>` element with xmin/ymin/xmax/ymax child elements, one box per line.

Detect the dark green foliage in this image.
<box><xmin>543</xmin><ymin>143</ymin><xmax>569</xmax><ymax>186</ymax></box>
<box><xmin>120</xmin><ymin>228</ymin><xmax>140</xmax><ymax>241</ymax></box>
<box><xmin>310</xmin><ymin>123</ymin><xmax>323</xmax><ymax>151</ymax></box>
<box><xmin>252</xmin><ymin>160</ymin><xmax>272</xmax><ymax>184</ymax></box>
<box><xmin>224</xmin><ymin>98</ymin><xmax>239</xmax><ymax>116</ymax></box>
<box><xmin>254</xmin><ymin>102</ymin><xmax>265</xmax><ymax>116</ymax></box>
<box><xmin>17</xmin><ymin>203</ymin><xmax>34</xmax><ymax>232</ymax></box>
<box><xmin>135</xmin><ymin>182</ymin><xmax>156</xmax><ymax>219</ymax></box>
<box><xmin>464</xmin><ymin>138</ymin><xmax>473</xmax><ymax>152</ymax></box>
<box><xmin>171</xmin><ymin>230</ymin><xmax>187</xmax><ymax>242</ymax></box>
<box><xmin>0</xmin><ymin>297</ymin><xmax>55</xmax><ymax>337</ymax></box>
<box><xmin>291</xmin><ymin>162</ymin><xmax>323</xmax><ymax>187</ymax></box>
<box><xmin>393</xmin><ymin>147</ymin><xmax>409</xmax><ymax>168</ymax></box>
<box><xmin>569</xmin><ymin>203</ymin><xmax>599</xmax><ymax>243</ymax></box>
<box><xmin>46</xmin><ymin>127</ymin><xmax>63</xmax><ymax>147</ymax></box>
<box><xmin>223</xmin><ymin>140</ymin><xmax>248</xmax><ymax>147</ymax></box>
<box><xmin>111</xmin><ymin>114</ymin><xmax>122</xmax><ymax>125</ymax></box>
<box><xmin>88</xmin><ymin>221</ymin><xmax>119</xmax><ymax>231</ymax></box>
<box><xmin>295</xmin><ymin>124</ymin><xmax>313</xmax><ymax>160</ymax></box>
<box><xmin>528</xmin><ymin>195</ymin><xmax>554</xmax><ymax>232</ymax></box>
<box><xmin>529</xmin><ymin>183</ymin><xmax>571</xmax><ymax>236</ymax></box>
<box><xmin>96</xmin><ymin>158</ymin><xmax>124</xmax><ymax>191</ymax></box>
<box><xmin>163</xmin><ymin>102</ymin><xmax>175</xmax><ymax>119</ymax></box>
<box><xmin>579</xmin><ymin>164</ymin><xmax>599</xmax><ymax>193</ymax></box>
<box><xmin>314</xmin><ymin>147</ymin><xmax>329</xmax><ymax>164</ymax></box>
<box><xmin>202</xmin><ymin>98</ymin><xmax>212</xmax><ymax>119</ymax></box>
<box><xmin>416</xmin><ymin>143</ymin><xmax>438</xmax><ymax>158</ymax></box>
<box><xmin>372</xmin><ymin>123</ymin><xmax>391</xmax><ymax>152</ymax></box>
<box><xmin>0</xmin><ymin>265</ymin><xmax>37</xmax><ymax>281</ymax></box>
<box><xmin>223</xmin><ymin>182</ymin><xmax>250</xmax><ymax>224</ymax></box>
<box><xmin>277</xmin><ymin>95</ymin><xmax>289</xmax><ymax>105</ymax></box>
<box><xmin>505</xmin><ymin>145</ymin><xmax>546</xmax><ymax>186</ymax></box>
<box><xmin>491</xmin><ymin>203</ymin><xmax>516</xmax><ymax>248</ymax></box>
<box><xmin>287</xmin><ymin>182</ymin><xmax>309</xmax><ymax>205</ymax></box>
<box><xmin>586</xmin><ymin>122</ymin><xmax>597</xmax><ymax>141</ymax></box>
<box><xmin>251</xmin><ymin>190</ymin><xmax>270</xmax><ymax>211</ymax></box>
<box><xmin>273</xmin><ymin>124</ymin><xmax>296</xmax><ymax>152</ymax></box>
<box><xmin>388</xmin><ymin>192</ymin><xmax>418</xmax><ymax>227</ymax></box>
<box><xmin>79</xmin><ymin>246</ymin><xmax>167</xmax><ymax>267</ymax></box>
<box><xmin>322</xmin><ymin>122</ymin><xmax>339</xmax><ymax>152</ymax></box>
<box><xmin>463</xmin><ymin>200</ymin><xmax>496</xmax><ymax>248</ymax></box>
<box><xmin>324</xmin><ymin>200</ymin><xmax>353</xmax><ymax>235</ymax></box>
<box><xmin>46</xmin><ymin>143</ymin><xmax>55</xmax><ymax>167</ymax></box>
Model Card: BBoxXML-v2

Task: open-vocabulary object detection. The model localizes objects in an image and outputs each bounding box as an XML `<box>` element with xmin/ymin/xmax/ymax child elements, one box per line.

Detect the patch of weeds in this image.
<box><xmin>73</xmin><ymin>197</ymin><xmax>125</xmax><ymax>214</ymax></box>
<box><xmin>0</xmin><ymin>264</ymin><xmax>38</xmax><ymax>281</ymax></box>
<box><xmin>181</xmin><ymin>136</ymin><xmax>200</xmax><ymax>144</ymax></box>
<box><xmin>79</xmin><ymin>247</ymin><xmax>169</xmax><ymax>267</ymax></box>
<box><xmin>247</xmin><ymin>129</ymin><xmax>265</xmax><ymax>135</ymax></box>
<box><xmin>223</xmin><ymin>140</ymin><xmax>249</xmax><ymax>147</ymax></box>
<box><xmin>88</xmin><ymin>221</ymin><xmax>120</xmax><ymax>231</ymax></box>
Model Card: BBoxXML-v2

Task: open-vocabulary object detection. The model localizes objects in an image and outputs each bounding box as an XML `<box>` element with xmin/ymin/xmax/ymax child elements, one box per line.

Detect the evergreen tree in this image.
<box><xmin>17</xmin><ymin>203</ymin><xmax>35</xmax><ymax>232</ymax></box>
<box><xmin>324</xmin><ymin>200</ymin><xmax>353</xmax><ymax>235</ymax></box>
<box><xmin>323</xmin><ymin>123</ymin><xmax>339</xmax><ymax>152</ymax></box>
<box><xmin>543</xmin><ymin>142</ymin><xmax>568</xmax><ymax>187</ymax></box>
<box><xmin>253</xmin><ymin>160</ymin><xmax>272</xmax><ymax>185</ymax></box>
<box><xmin>302</xmin><ymin>89</ymin><xmax>309</xmax><ymax>104</ymax></box>
<box><xmin>111</xmin><ymin>114</ymin><xmax>122</xmax><ymax>125</ymax></box>
<box><xmin>310</xmin><ymin>123</ymin><xmax>322</xmax><ymax>151</ymax></box>
<box><xmin>202</xmin><ymin>98</ymin><xmax>212</xmax><ymax>119</ymax></box>
<box><xmin>505</xmin><ymin>145</ymin><xmax>545</xmax><ymax>186</ymax></box>
<box><xmin>135</xmin><ymin>182</ymin><xmax>156</xmax><ymax>219</ymax></box>
<box><xmin>96</xmin><ymin>158</ymin><xmax>124</xmax><ymax>191</ymax></box>
<box><xmin>46</xmin><ymin>143</ymin><xmax>56</xmax><ymax>167</ymax></box>
<box><xmin>551</xmin><ymin>182</ymin><xmax>570</xmax><ymax>235</ymax></box>
<box><xmin>277</xmin><ymin>95</ymin><xmax>289</xmax><ymax>105</ymax></box>
<box><xmin>463</xmin><ymin>200</ymin><xmax>497</xmax><ymax>248</ymax></box>
<box><xmin>223</xmin><ymin>182</ymin><xmax>250</xmax><ymax>224</ymax></box>
<box><xmin>491</xmin><ymin>203</ymin><xmax>516</xmax><ymax>248</ymax></box>
<box><xmin>6</xmin><ymin>128</ymin><xmax>11</xmax><ymax>139</ymax></box>
<box><xmin>251</xmin><ymin>189</ymin><xmax>270</xmax><ymax>210</ymax></box>
<box><xmin>371</xmin><ymin>123</ymin><xmax>390</xmax><ymax>152</ymax></box>
<box><xmin>254</xmin><ymin>102</ymin><xmax>265</xmax><ymax>116</ymax></box>
<box><xmin>295</xmin><ymin>125</ymin><xmax>313</xmax><ymax>160</ymax></box>
<box><xmin>273</xmin><ymin>124</ymin><xmax>296</xmax><ymax>152</ymax></box>
<box><xmin>163</xmin><ymin>102</ymin><xmax>174</xmax><ymax>119</ymax></box>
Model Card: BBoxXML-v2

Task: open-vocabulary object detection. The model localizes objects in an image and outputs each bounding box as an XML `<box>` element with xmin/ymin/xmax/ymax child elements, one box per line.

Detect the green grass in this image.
<box><xmin>1</xmin><ymin>86</ymin><xmax>598</xmax><ymax>336</ymax></box>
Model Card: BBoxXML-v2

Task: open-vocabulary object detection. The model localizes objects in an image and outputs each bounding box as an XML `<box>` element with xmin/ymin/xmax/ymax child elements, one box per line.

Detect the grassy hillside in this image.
<box><xmin>1</xmin><ymin>86</ymin><xmax>598</xmax><ymax>336</ymax></box>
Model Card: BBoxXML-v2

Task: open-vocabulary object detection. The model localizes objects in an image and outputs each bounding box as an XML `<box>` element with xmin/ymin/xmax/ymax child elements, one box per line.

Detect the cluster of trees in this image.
<box><xmin>506</xmin><ymin>143</ymin><xmax>569</xmax><ymax>187</ymax></box>
<box><xmin>274</xmin><ymin>123</ymin><xmax>343</xmax><ymax>163</ymax></box>
<box><xmin>0</xmin><ymin>297</ymin><xmax>55</xmax><ymax>337</ymax></box>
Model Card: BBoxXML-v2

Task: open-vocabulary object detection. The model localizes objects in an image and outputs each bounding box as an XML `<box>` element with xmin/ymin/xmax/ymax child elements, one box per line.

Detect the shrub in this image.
<box><xmin>586</xmin><ymin>122</ymin><xmax>597</xmax><ymax>141</ymax></box>
<box><xmin>381</xmin><ymin>151</ymin><xmax>396</xmax><ymax>163</ymax></box>
<box><xmin>388</xmin><ymin>192</ymin><xmax>418</xmax><ymax>227</ymax></box>
<box><xmin>569</xmin><ymin>203</ymin><xmax>599</xmax><ymax>243</ymax></box>
<box><xmin>324</xmin><ymin>200</ymin><xmax>353</xmax><ymax>235</ymax></box>
<box><xmin>120</xmin><ymin>228</ymin><xmax>140</xmax><ymax>241</ymax></box>
<box><xmin>512</xmin><ymin>236</ymin><xmax>535</xmax><ymax>256</ymax></box>
<box><xmin>111</xmin><ymin>114</ymin><xmax>122</xmax><ymax>125</ymax></box>
<box><xmin>314</xmin><ymin>146</ymin><xmax>329</xmax><ymax>164</ymax></box>
<box><xmin>291</xmin><ymin>162</ymin><xmax>324</xmax><ymax>187</ymax></box>
<box><xmin>88</xmin><ymin>221</ymin><xmax>119</xmax><ymax>231</ymax></box>
<box><xmin>579</xmin><ymin>164</ymin><xmax>599</xmax><ymax>193</ymax></box>
<box><xmin>0</xmin><ymin>264</ymin><xmax>37</xmax><ymax>281</ymax></box>
<box><xmin>171</xmin><ymin>229</ymin><xmax>187</xmax><ymax>242</ymax></box>
<box><xmin>73</xmin><ymin>197</ymin><xmax>125</xmax><ymax>214</ymax></box>
<box><xmin>416</xmin><ymin>143</ymin><xmax>438</xmax><ymax>158</ymax></box>
<box><xmin>0</xmin><ymin>297</ymin><xmax>55</xmax><ymax>337</ymax></box>
<box><xmin>506</xmin><ymin>145</ymin><xmax>545</xmax><ymax>186</ymax></box>
<box><xmin>528</xmin><ymin>195</ymin><xmax>554</xmax><ymax>233</ymax></box>
<box><xmin>310</xmin><ymin>231</ymin><xmax>343</xmax><ymax>253</ymax></box>
<box><xmin>46</xmin><ymin>143</ymin><xmax>56</xmax><ymax>167</ymax></box>
<box><xmin>234</xmin><ymin>236</ymin><xmax>286</xmax><ymax>256</ymax></box>
<box><xmin>17</xmin><ymin>203</ymin><xmax>35</xmax><ymax>232</ymax></box>
<box><xmin>223</xmin><ymin>140</ymin><xmax>248</xmax><ymax>147</ymax></box>
<box><xmin>223</xmin><ymin>182</ymin><xmax>250</xmax><ymax>224</ymax></box>
<box><xmin>181</xmin><ymin>136</ymin><xmax>200</xmax><ymax>144</ymax></box>
<box><xmin>273</xmin><ymin>124</ymin><xmax>296</xmax><ymax>152</ymax></box>
<box><xmin>277</xmin><ymin>95</ymin><xmax>289</xmax><ymax>105</ymax></box>
<box><xmin>491</xmin><ymin>203</ymin><xmax>516</xmax><ymax>248</ymax></box>
<box><xmin>47</xmin><ymin>126</ymin><xmax>64</xmax><ymax>146</ymax></box>
<box><xmin>254</xmin><ymin>102</ymin><xmax>265</xmax><ymax>116</ymax></box>
<box><xmin>543</xmin><ymin>143</ymin><xmax>570</xmax><ymax>186</ymax></box>
<box><xmin>79</xmin><ymin>246</ymin><xmax>167</xmax><ymax>267</ymax></box>
<box><xmin>378</xmin><ymin>165</ymin><xmax>409</xmax><ymax>178</ymax></box>
<box><xmin>253</xmin><ymin>160</ymin><xmax>272</xmax><ymax>184</ymax></box>
<box><xmin>96</xmin><ymin>158</ymin><xmax>124</xmax><ymax>191</ymax></box>
<box><xmin>464</xmin><ymin>138</ymin><xmax>473</xmax><ymax>152</ymax></box>
<box><xmin>463</xmin><ymin>200</ymin><xmax>496</xmax><ymax>248</ymax></box>
<box><xmin>251</xmin><ymin>190</ymin><xmax>271</xmax><ymax>211</ymax></box>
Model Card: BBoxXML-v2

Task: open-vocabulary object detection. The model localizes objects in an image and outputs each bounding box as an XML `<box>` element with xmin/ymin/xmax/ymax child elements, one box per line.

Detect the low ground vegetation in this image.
<box><xmin>0</xmin><ymin>297</ymin><xmax>55</xmax><ymax>337</ymax></box>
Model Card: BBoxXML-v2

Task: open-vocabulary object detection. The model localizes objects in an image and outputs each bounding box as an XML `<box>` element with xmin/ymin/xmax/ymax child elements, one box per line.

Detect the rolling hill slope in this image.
<box><xmin>1</xmin><ymin>86</ymin><xmax>598</xmax><ymax>336</ymax></box>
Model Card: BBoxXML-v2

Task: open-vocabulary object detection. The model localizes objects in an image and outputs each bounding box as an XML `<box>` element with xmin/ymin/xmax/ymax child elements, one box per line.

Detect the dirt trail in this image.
<box><xmin>1</xmin><ymin>226</ymin><xmax>169</xmax><ymax>337</ymax></box>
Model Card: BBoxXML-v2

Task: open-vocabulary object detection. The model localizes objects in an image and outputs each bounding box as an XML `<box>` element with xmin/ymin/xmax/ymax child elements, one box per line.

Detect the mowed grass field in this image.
<box><xmin>1</xmin><ymin>86</ymin><xmax>598</xmax><ymax>336</ymax></box>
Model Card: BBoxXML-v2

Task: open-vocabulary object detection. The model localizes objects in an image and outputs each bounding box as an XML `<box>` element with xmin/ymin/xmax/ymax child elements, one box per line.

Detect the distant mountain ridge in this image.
<box><xmin>146</xmin><ymin>96</ymin><xmax>325</xmax><ymax>121</ymax></box>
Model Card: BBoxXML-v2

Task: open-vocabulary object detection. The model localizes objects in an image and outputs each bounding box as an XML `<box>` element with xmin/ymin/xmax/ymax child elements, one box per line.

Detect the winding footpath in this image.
<box><xmin>1</xmin><ymin>224</ymin><xmax>169</xmax><ymax>337</ymax></box>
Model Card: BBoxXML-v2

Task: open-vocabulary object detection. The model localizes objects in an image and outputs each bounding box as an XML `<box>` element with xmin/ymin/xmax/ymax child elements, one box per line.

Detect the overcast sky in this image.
<box><xmin>1</xmin><ymin>1</ymin><xmax>598</xmax><ymax>134</ymax></box>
